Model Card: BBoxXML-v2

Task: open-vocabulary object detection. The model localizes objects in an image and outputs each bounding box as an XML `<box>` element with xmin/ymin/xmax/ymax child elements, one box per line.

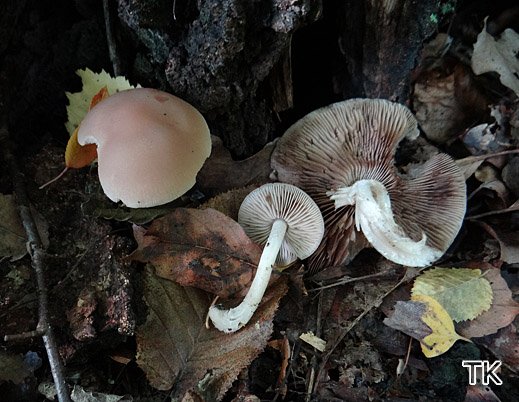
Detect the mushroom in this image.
<box><xmin>271</xmin><ymin>98</ymin><xmax>466</xmax><ymax>271</ymax></box>
<box><xmin>77</xmin><ymin>88</ymin><xmax>211</xmax><ymax>208</ymax></box>
<box><xmin>208</xmin><ymin>183</ymin><xmax>324</xmax><ymax>333</ymax></box>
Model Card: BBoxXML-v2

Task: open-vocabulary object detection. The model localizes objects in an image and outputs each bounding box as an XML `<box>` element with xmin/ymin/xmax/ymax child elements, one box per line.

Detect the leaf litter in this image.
<box><xmin>136</xmin><ymin>266</ymin><xmax>288</xmax><ymax>399</ymax></box>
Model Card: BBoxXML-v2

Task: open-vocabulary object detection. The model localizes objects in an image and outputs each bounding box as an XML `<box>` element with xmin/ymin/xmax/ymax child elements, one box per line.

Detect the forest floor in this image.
<box><xmin>1</xmin><ymin>1</ymin><xmax>519</xmax><ymax>401</ymax></box>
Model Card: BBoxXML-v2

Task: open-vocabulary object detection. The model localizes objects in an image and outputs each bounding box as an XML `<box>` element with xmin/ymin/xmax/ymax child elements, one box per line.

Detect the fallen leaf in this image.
<box><xmin>0</xmin><ymin>352</ymin><xmax>32</xmax><ymax>384</ymax></box>
<box><xmin>412</xmin><ymin>295</ymin><xmax>470</xmax><ymax>358</ymax></box>
<box><xmin>70</xmin><ymin>385</ymin><xmax>131</xmax><ymax>402</ymax></box>
<box><xmin>413</xmin><ymin>65</ymin><xmax>487</xmax><ymax>143</ymax></box>
<box><xmin>299</xmin><ymin>332</ymin><xmax>327</xmax><ymax>352</ymax></box>
<box><xmin>64</xmin><ymin>127</ymin><xmax>98</xmax><ymax>169</ymax></box>
<box><xmin>81</xmin><ymin>196</ymin><xmax>172</xmax><ymax>225</ymax></box>
<box><xmin>473</xmin><ymin>324</ymin><xmax>519</xmax><ymax>368</ymax></box>
<box><xmin>64</xmin><ymin>86</ymin><xmax>109</xmax><ymax>169</ymax></box>
<box><xmin>502</xmin><ymin>156</ymin><xmax>519</xmax><ymax>197</ymax></box>
<box><xmin>481</xmin><ymin>224</ymin><xmax>519</xmax><ymax>264</ymax></box>
<box><xmin>383</xmin><ymin>299</ymin><xmax>433</xmax><ymax>345</ymax></box>
<box><xmin>0</xmin><ymin>194</ymin><xmax>49</xmax><ymax>261</ymax></box>
<box><xmin>471</xmin><ymin>18</ymin><xmax>519</xmax><ymax>96</ymax></box>
<box><xmin>464</xmin><ymin>384</ymin><xmax>501</xmax><ymax>402</ymax></box>
<box><xmin>200</xmin><ymin>185</ymin><xmax>257</xmax><ymax>221</ymax></box>
<box><xmin>197</xmin><ymin>136</ymin><xmax>276</xmax><ymax>195</ymax></box>
<box><xmin>131</xmin><ymin>208</ymin><xmax>262</xmax><ymax>298</ymax></box>
<box><xmin>0</xmin><ymin>194</ymin><xmax>27</xmax><ymax>261</ymax></box>
<box><xmin>136</xmin><ymin>267</ymin><xmax>288</xmax><ymax>399</ymax></box>
<box><xmin>384</xmin><ymin>295</ymin><xmax>469</xmax><ymax>358</ymax></box>
<box><xmin>65</xmin><ymin>68</ymin><xmax>138</xmax><ymax>135</ymax></box>
<box><xmin>412</xmin><ymin>267</ymin><xmax>493</xmax><ymax>322</ymax></box>
<box><xmin>457</xmin><ymin>268</ymin><xmax>519</xmax><ymax>338</ymax></box>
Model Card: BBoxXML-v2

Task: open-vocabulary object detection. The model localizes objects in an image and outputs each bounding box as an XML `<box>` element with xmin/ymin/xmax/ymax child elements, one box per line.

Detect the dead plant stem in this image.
<box><xmin>0</xmin><ymin>127</ymin><xmax>71</xmax><ymax>402</ymax></box>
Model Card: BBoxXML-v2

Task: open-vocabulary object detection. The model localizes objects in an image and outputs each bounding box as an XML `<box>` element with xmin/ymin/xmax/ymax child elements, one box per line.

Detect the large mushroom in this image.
<box><xmin>209</xmin><ymin>183</ymin><xmax>324</xmax><ymax>333</ymax></box>
<box><xmin>77</xmin><ymin>88</ymin><xmax>211</xmax><ymax>208</ymax></box>
<box><xmin>271</xmin><ymin>99</ymin><xmax>466</xmax><ymax>272</ymax></box>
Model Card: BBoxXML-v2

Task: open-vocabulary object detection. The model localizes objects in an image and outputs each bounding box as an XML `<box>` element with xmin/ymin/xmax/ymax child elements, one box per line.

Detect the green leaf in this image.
<box><xmin>412</xmin><ymin>267</ymin><xmax>492</xmax><ymax>322</ymax></box>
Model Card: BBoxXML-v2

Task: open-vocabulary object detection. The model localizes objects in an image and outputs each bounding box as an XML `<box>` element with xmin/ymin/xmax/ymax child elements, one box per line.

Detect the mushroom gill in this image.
<box><xmin>271</xmin><ymin>98</ymin><xmax>466</xmax><ymax>272</ymax></box>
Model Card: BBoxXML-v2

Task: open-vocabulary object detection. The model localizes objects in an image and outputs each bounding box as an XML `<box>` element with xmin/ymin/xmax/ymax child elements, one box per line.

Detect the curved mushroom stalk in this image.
<box><xmin>328</xmin><ymin>180</ymin><xmax>443</xmax><ymax>266</ymax></box>
<box><xmin>209</xmin><ymin>219</ymin><xmax>287</xmax><ymax>333</ymax></box>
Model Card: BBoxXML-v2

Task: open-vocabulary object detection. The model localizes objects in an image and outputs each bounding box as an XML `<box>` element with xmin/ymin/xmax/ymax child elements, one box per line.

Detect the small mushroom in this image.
<box><xmin>77</xmin><ymin>88</ymin><xmax>211</xmax><ymax>208</ymax></box>
<box><xmin>271</xmin><ymin>99</ymin><xmax>466</xmax><ymax>271</ymax></box>
<box><xmin>208</xmin><ymin>183</ymin><xmax>324</xmax><ymax>333</ymax></box>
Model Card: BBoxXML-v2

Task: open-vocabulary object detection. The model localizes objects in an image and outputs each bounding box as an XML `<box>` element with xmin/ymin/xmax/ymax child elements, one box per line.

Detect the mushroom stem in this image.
<box><xmin>328</xmin><ymin>180</ymin><xmax>443</xmax><ymax>266</ymax></box>
<box><xmin>209</xmin><ymin>218</ymin><xmax>288</xmax><ymax>333</ymax></box>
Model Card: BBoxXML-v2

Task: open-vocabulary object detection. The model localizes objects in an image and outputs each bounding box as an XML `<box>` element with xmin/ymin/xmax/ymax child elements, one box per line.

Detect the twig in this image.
<box><xmin>310</xmin><ymin>269</ymin><xmax>395</xmax><ymax>291</ymax></box>
<box><xmin>0</xmin><ymin>127</ymin><xmax>71</xmax><ymax>402</ymax></box>
<box><xmin>314</xmin><ymin>271</ymin><xmax>412</xmax><ymax>392</ymax></box>
<box><xmin>103</xmin><ymin>0</ymin><xmax>121</xmax><ymax>76</ymax></box>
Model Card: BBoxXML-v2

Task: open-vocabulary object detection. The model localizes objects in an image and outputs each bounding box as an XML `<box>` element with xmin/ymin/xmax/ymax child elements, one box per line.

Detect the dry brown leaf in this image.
<box><xmin>0</xmin><ymin>194</ymin><xmax>27</xmax><ymax>261</ymax></box>
<box><xmin>197</xmin><ymin>136</ymin><xmax>276</xmax><ymax>195</ymax></box>
<box><xmin>464</xmin><ymin>384</ymin><xmax>501</xmax><ymax>402</ymax></box>
<box><xmin>479</xmin><ymin>223</ymin><xmax>519</xmax><ymax>264</ymax></box>
<box><xmin>131</xmin><ymin>208</ymin><xmax>262</xmax><ymax>298</ymax></box>
<box><xmin>200</xmin><ymin>185</ymin><xmax>258</xmax><ymax>221</ymax></box>
<box><xmin>472</xmin><ymin>18</ymin><xmax>519</xmax><ymax>95</ymax></box>
<box><xmin>414</xmin><ymin>65</ymin><xmax>487</xmax><ymax>144</ymax></box>
<box><xmin>474</xmin><ymin>324</ymin><xmax>519</xmax><ymax>369</ymax></box>
<box><xmin>136</xmin><ymin>266</ymin><xmax>288</xmax><ymax>399</ymax></box>
<box><xmin>457</xmin><ymin>267</ymin><xmax>519</xmax><ymax>338</ymax></box>
<box><xmin>0</xmin><ymin>194</ymin><xmax>49</xmax><ymax>261</ymax></box>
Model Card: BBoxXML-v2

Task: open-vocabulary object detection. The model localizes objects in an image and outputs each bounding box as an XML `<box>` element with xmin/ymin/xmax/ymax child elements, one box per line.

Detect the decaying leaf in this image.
<box><xmin>412</xmin><ymin>295</ymin><xmax>470</xmax><ymax>358</ymax></box>
<box><xmin>131</xmin><ymin>208</ymin><xmax>262</xmax><ymax>298</ymax></box>
<box><xmin>65</xmin><ymin>68</ymin><xmax>137</xmax><ymax>134</ymax></box>
<box><xmin>0</xmin><ymin>352</ymin><xmax>32</xmax><ymax>384</ymax></box>
<box><xmin>70</xmin><ymin>385</ymin><xmax>131</xmax><ymax>402</ymax></box>
<box><xmin>413</xmin><ymin>65</ymin><xmax>487</xmax><ymax>144</ymax></box>
<box><xmin>457</xmin><ymin>267</ymin><xmax>519</xmax><ymax>338</ymax></box>
<box><xmin>0</xmin><ymin>194</ymin><xmax>27</xmax><ymax>261</ymax></box>
<box><xmin>481</xmin><ymin>224</ymin><xmax>519</xmax><ymax>264</ymax></box>
<box><xmin>0</xmin><ymin>194</ymin><xmax>49</xmax><ymax>261</ymax></box>
<box><xmin>136</xmin><ymin>267</ymin><xmax>288</xmax><ymax>399</ymax></box>
<box><xmin>299</xmin><ymin>332</ymin><xmax>327</xmax><ymax>352</ymax></box>
<box><xmin>471</xmin><ymin>18</ymin><xmax>519</xmax><ymax>96</ymax></box>
<box><xmin>411</xmin><ymin>267</ymin><xmax>493</xmax><ymax>322</ymax></box>
<box><xmin>474</xmin><ymin>324</ymin><xmax>519</xmax><ymax>368</ymax></box>
<box><xmin>200</xmin><ymin>185</ymin><xmax>257</xmax><ymax>221</ymax></box>
<box><xmin>384</xmin><ymin>295</ymin><xmax>469</xmax><ymax>358</ymax></box>
<box><xmin>197</xmin><ymin>136</ymin><xmax>276</xmax><ymax>195</ymax></box>
<box><xmin>81</xmin><ymin>196</ymin><xmax>172</xmax><ymax>225</ymax></box>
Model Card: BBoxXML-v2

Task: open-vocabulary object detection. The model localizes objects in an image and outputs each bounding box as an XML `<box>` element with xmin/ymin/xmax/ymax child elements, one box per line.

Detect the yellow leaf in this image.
<box><xmin>411</xmin><ymin>294</ymin><xmax>470</xmax><ymax>358</ymax></box>
<box><xmin>65</xmin><ymin>68</ymin><xmax>138</xmax><ymax>135</ymax></box>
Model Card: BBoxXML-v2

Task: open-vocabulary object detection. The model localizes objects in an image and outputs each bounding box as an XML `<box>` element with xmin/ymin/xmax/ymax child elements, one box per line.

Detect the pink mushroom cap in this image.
<box><xmin>77</xmin><ymin>88</ymin><xmax>211</xmax><ymax>208</ymax></box>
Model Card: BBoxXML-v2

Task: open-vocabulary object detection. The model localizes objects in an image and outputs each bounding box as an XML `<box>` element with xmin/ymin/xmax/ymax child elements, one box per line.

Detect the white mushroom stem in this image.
<box><xmin>327</xmin><ymin>180</ymin><xmax>443</xmax><ymax>267</ymax></box>
<box><xmin>208</xmin><ymin>218</ymin><xmax>288</xmax><ymax>333</ymax></box>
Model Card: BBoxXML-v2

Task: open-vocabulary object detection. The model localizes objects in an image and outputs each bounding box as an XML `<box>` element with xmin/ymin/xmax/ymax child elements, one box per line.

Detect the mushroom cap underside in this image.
<box><xmin>271</xmin><ymin>99</ymin><xmax>466</xmax><ymax>271</ymax></box>
<box><xmin>238</xmin><ymin>183</ymin><xmax>325</xmax><ymax>265</ymax></box>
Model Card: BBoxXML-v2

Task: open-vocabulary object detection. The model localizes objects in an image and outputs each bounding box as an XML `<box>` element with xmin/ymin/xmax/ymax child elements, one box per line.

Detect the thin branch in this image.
<box><xmin>103</xmin><ymin>0</ymin><xmax>121</xmax><ymax>76</ymax></box>
<box><xmin>0</xmin><ymin>127</ymin><xmax>71</xmax><ymax>402</ymax></box>
<box><xmin>313</xmin><ymin>271</ymin><xmax>412</xmax><ymax>393</ymax></box>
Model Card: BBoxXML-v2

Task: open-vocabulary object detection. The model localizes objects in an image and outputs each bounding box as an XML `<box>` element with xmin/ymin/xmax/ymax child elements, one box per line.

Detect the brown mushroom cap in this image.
<box><xmin>271</xmin><ymin>98</ymin><xmax>466</xmax><ymax>271</ymax></box>
<box><xmin>238</xmin><ymin>183</ymin><xmax>325</xmax><ymax>266</ymax></box>
<box><xmin>77</xmin><ymin>88</ymin><xmax>211</xmax><ymax>208</ymax></box>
